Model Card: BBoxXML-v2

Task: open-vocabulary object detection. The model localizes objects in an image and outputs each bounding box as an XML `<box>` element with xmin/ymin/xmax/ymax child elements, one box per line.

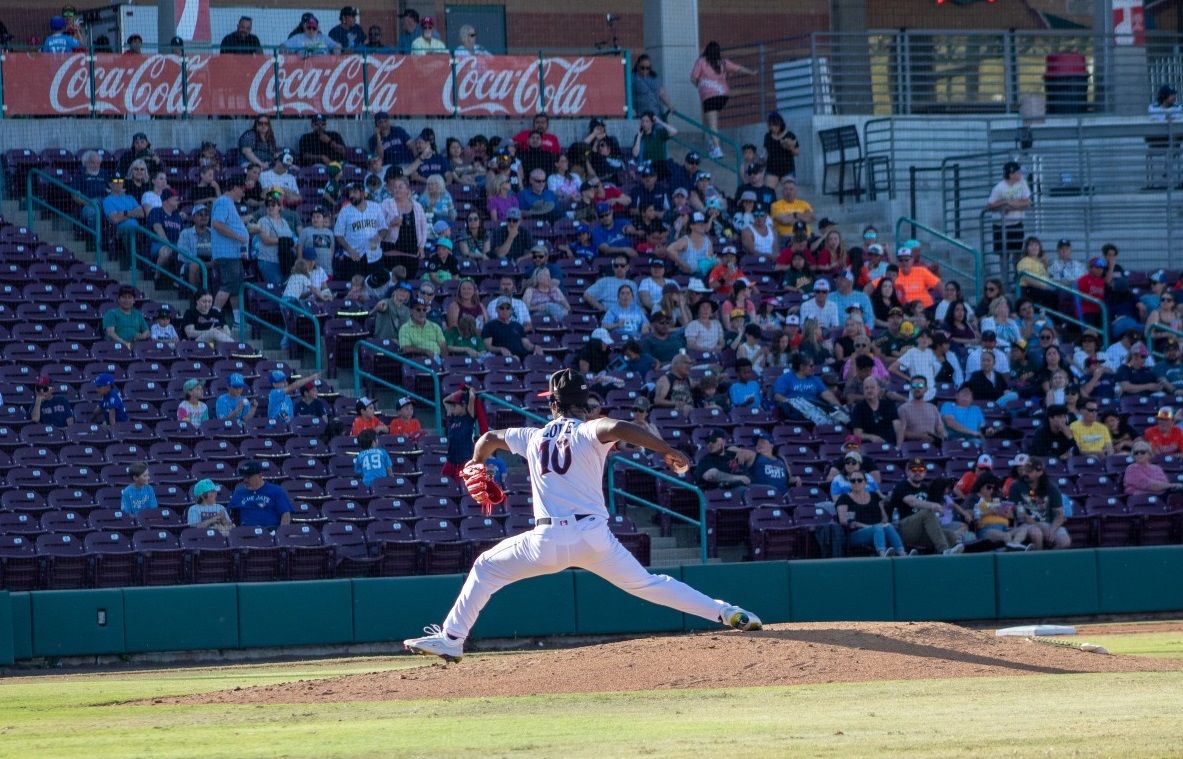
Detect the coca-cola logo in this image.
<box><xmin>539</xmin><ymin>57</ymin><xmax>594</xmax><ymax>116</ymax></box>
<box><xmin>442</xmin><ymin>56</ymin><xmax>594</xmax><ymax>116</ymax></box>
<box><xmin>47</xmin><ymin>53</ymin><xmax>206</xmax><ymax>115</ymax></box>
<box><xmin>246</xmin><ymin>54</ymin><xmax>369</xmax><ymax>115</ymax></box>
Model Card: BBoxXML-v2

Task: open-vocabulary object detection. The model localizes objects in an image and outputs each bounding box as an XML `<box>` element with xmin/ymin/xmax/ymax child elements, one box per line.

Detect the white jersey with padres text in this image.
<box><xmin>503</xmin><ymin>418</ymin><xmax>613</xmax><ymax>520</ymax></box>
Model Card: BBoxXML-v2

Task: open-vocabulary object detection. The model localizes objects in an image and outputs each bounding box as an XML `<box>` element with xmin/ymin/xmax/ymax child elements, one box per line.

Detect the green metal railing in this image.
<box><xmin>894</xmin><ymin>216</ymin><xmax>985</xmax><ymax>302</ymax></box>
<box><xmin>354</xmin><ymin>340</ymin><xmax>443</xmax><ymax>431</ymax></box>
<box><xmin>1147</xmin><ymin>322</ymin><xmax>1183</xmax><ymax>359</ymax></box>
<box><xmin>128</xmin><ymin>225</ymin><xmax>208</xmax><ymax>295</ymax></box>
<box><xmin>666</xmin><ymin>108</ymin><xmax>743</xmax><ymax>186</ymax></box>
<box><xmin>1014</xmin><ymin>271</ymin><xmax>1109</xmax><ymax>348</ymax></box>
<box><xmin>238</xmin><ymin>282</ymin><xmax>323</xmax><ymax>373</ymax></box>
<box><xmin>477</xmin><ymin>392</ymin><xmax>709</xmax><ymax>563</ymax></box>
<box><xmin>26</xmin><ymin>169</ymin><xmax>103</xmax><ymax>265</ymax></box>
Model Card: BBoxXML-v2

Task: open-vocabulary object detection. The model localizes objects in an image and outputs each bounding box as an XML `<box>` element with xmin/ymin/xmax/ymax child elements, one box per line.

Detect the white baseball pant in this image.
<box><xmin>441</xmin><ymin>515</ymin><xmax>728</xmax><ymax>640</ymax></box>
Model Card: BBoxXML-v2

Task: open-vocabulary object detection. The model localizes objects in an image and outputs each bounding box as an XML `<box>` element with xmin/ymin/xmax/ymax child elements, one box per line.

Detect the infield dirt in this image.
<box><xmin>163</xmin><ymin>621</ymin><xmax>1182</xmax><ymax>705</ymax></box>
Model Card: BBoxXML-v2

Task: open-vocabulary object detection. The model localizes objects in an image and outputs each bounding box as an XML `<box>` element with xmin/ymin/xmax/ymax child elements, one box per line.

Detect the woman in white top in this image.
<box><xmin>547</xmin><ymin>153</ymin><xmax>582</xmax><ymax>204</ymax></box>
<box><xmin>140</xmin><ymin>170</ymin><xmax>170</xmax><ymax>215</ymax></box>
<box><xmin>741</xmin><ymin>207</ymin><xmax>775</xmax><ymax>257</ymax></box>
<box><xmin>684</xmin><ymin>299</ymin><xmax>724</xmax><ymax>353</ymax></box>
<box><xmin>283</xmin><ymin>256</ymin><xmax>332</xmax><ymax>302</ymax></box>
<box><xmin>252</xmin><ymin>195</ymin><xmax>296</xmax><ymax>285</ymax></box>
<box><xmin>979</xmin><ymin>298</ymin><xmax>1022</xmax><ymax>348</ymax></box>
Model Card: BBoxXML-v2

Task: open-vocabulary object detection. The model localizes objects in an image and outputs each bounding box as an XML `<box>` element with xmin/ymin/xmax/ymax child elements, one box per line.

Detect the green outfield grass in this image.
<box><xmin>1078</xmin><ymin>629</ymin><xmax>1183</xmax><ymax>660</ymax></box>
<box><xmin>1</xmin><ymin>654</ymin><xmax>1182</xmax><ymax>759</ymax></box>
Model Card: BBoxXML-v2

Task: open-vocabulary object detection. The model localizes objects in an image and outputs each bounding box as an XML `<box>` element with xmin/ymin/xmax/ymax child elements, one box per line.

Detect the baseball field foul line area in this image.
<box><xmin>1</xmin><ymin>622</ymin><xmax>1181</xmax><ymax>758</ymax></box>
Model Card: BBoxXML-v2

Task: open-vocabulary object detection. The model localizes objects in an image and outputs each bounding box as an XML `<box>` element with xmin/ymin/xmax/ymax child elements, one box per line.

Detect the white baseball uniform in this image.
<box><xmin>440</xmin><ymin>415</ymin><xmax>729</xmax><ymax>641</ymax></box>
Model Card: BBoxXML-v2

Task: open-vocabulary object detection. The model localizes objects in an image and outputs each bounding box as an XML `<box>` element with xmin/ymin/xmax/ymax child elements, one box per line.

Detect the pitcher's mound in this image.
<box><xmin>169</xmin><ymin>622</ymin><xmax>1181</xmax><ymax>704</ymax></box>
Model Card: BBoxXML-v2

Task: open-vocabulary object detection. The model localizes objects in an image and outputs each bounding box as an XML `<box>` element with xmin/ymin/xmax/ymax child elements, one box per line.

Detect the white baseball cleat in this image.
<box><xmin>403</xmin><ymin>624</ymin><xmax>465</xmax><ymax>663</ymax></box>
<box><xmin>719</xmin><ymin>605</ymin><xmax>762</xmax><ymax>631</ymax></box>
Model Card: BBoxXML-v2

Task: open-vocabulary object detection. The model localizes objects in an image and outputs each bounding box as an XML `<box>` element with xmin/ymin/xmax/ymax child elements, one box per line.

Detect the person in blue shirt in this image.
<box><xmin>558</xmin><ymin>222</ymin><xmax>596</xmax><ymax>261</ymax></box>
<box><xmin>773</xmin><ymin>354</ymin><xmax>840</xmax><ymax>407</ymax></box>
<box><xmin>939</xmin><ymin>383</ymin><xmax>989</xmax><ymax>442</ymax></box>
<box><xmin>120</xmin><ymin>462</ymin><xmax>158</xmax><ymax>515</ymax></box>
<box><xmin>442</xmin><ymin>385</ymin><xmax>477</xmax><ymax>481</ymax></box>
<box><xmin>91</xmin><ymin>372</ymin><xmax>129</xmax><ymax>425</ymax></box>
<box><xmin>369</xmin><ymin>111</ymin><xmax>414</xmax><ymax>166</ymax></box>
<box><xmin>728</xmin><ymin>358</ymin><xmax>763</xmax><ymax>408</ymax></box>
<box><xmin>743</xmin><ymin>434</ymin><xmax>801</xmax><ymax>496</ymax></box>
<box><xmin>31</xmin><ymin>375</ymin><xmax>73</xmax><ymax>428</ymax></box>
<box><xmin>215</xmin><ymin>372</ymin><xmax>258</xmax><ymax>422</ymax></box>
<box><xmin>102</xmin><ymin>176</ymin><xmax>145</xmax><ymax>255</ymax></box>
<box><xmin>354</xmin><ymin>428</ymin><xmax>394</xmax><ymax>486</ymax></box>
<box><xmin>42</xmin><ymin>16</ymin><xmax>81</xmax><ymax>53</ymax></box>
<box><xmin>266</xmin><ymin>370</ymin><xmax>321</xmax><ymax>422</ymax></box>
<box><xmin>590</xmin><ymin>202</ymin><xmax>638</xmax><ymax>258</ymax></box>
<box><xmin>228</xmin><ymin>460</ymin><xmax>293</xmax><ymax>528</ymax></box>
<box><xmin>518</xmin><ymin>169</ymin><xmax>561</xmax><ymax>222</ymax></box>
<box><xmin>210</xmin><ymin>176</ymin><xmax>250</xmax><ymax>313</ymax></box>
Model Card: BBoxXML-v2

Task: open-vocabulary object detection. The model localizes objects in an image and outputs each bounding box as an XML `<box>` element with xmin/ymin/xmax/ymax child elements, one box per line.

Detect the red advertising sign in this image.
<box><xmin>1</xmin><ymin>51</ymin><xmax>627</xmax><ymax>118</ymax></box>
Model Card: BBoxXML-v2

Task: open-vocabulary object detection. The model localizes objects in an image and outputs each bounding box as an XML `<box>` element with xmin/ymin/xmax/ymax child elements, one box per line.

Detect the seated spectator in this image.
<box><xmin>684</xmin><ymin>299</ymin><xmax>724</xmax><ymax>354</ymax></box>
<box><xmin>183</xmin><ymin>290</ymin><xmax>235</xmax><ymax>344</ymax></box>
<box><xmin>850</xmin><ymin>376</ymin><xmax>898</xmax><ymax>445</ymax></box>
<box><xmin>940</xmin><ymin>383</ymin><xmax>992</xmax><ymax>442</ymax></box>
<box><xmin>1117</xmin><ymin>344</ymin><xmax>1173</xmax><ymax>396</ymax></box>
<box><xmin>117</xmin><ymin>132</ymin><xmax>161</xmax><ymax>179</ymax></box>
<box><xmin>445</xmin><ymin>314</ymin><xmax>488</xmax><ymax>360</ymax></box>
<box><xmin>483</xmin><ymin>276</ymin><xmax>532</xmax><ymax>329</ymax></box>
<box><xmin>72</xmin><ymin>150</ymin><xmax>108</xmax><ymax>230</ymax></box>
<box><xmin>1101</xmin><ymin>410</ymin><xmax>1136</xmax><ymax>455</ymax></box>
<box><xmin>602</xmin><ymin>285</ymin><xmax>650</xmax><ymax>340</ymax></box>
<box><xmin>399</xmin><ymin>299</ymin><xmax>448</xmax><ymax>358</ymax></box>
<box><xmin>519</xmin><ymin>168</ymin><xmax>559</xmax><ymax>220</ymax></box>
<box><xmin>177</xmin><ymin>379</ymin><xmax>210</xmax><ymax>426</ymax></box>
<box><xmin>483</xmin><ymin>299</ymin><xmax>541</xmax><ymax>358</ymax></box>
<box><xmin>1029</xmin><ymin>404</ymin><xmax>1074</xmax><ymax>460</ymax></box>
<box><xmin>456</xmin><ymin>211</ymin><xmax>491</xmax><ymax>260</ymax></box>
<box><xmin>283</xmin><ymin>256</ymin><xmax>333</xmax><ymax>303</ymax></box>
<box><xmin>103</xmin><ymin>284</ymin><xmax>150</xmax><ymax>349</ymax></box>
<box><xmin>486</xmin><ymin>174</ymin><xmax>519</xmax><ymax>223</ymax></box>
<box><xmin>103</xmin><ymin>175</ymin><xmax>146</xmax><ymax>257</ymax></box>
<box><xmin>693</xmin><ymin>430</ymin><xmax>751</xmax><ymax>489</ymax></box>
<box><xmin>91</xmin><ymin>373</ymin><xmax>129</xmax><ymax>425</ymax></box>
<box><xmin>297</xmin><ymin>113</ymin><xmax>346</xmax><ymax>166</ymax></box>
<box><xmin>150</xmin><ymin>305</ymin><xmax>179</xmax><ymax>347</ymax></box>
<box><xmin>294</xmin><ymin>381</ymin><xmax>330</xmax><ymax>426</ymax></box>
<box><xmin>888</xmin><ymin>459</ymin><xmax>965</xmax><ymax>555</ymax></box>
<box><xmin>266</xmin><ymin>370</ymin><xmax>320</xmax><ymax>423</ymax></box>
<box><xmin>952</xmin><ymin>454</ymin><xmax>995</xmax><ymax>499</ymax></box>
<box><xmin>522</xmin><ymin>267</ymin><xmax>569</xmax><ymax>322</ymax></box>
<box><xmin>1005</xmin><ymin>456</ymin><xmax>1070</xmax><ymax>550</ymax></box>
<box><xmin>351</xmin><ymin>396</ymin><xmax>389</xmax><ymax>437</ymax></box>
<box><xmin>1069</xmin><ymin>400</ymin><xmax>1113</xmax><ymax>455</ymax></box>
<box><xmin>1144</xmin><ymin>406</ymin><xmax>1183</xmax><ymax>455</ymax></box>
<box><xmin>120</xmin><ymin>462</ymin><xmax>158</xmax><ymax>516</ymax></box>
<box><xmin>582</xmin><ymin>257</ymin><xmax>637</xmax><ymax>313</ymax></box>
<box><xmin>965</xmin><ymin>474</ymin><xmax>1028</xmax><ymax>549</ymax></box>
<box><xmin>229</xmin><ymin>460</ymin><xmax>293</xmax><ymax>528</ymax></box>
<box><xmin>896</xmin><ymin>377</ymin><xmax>946</xmax><ymax>443</ymax></box>
<box><xmin>892</xmin><ymin>248</ymin><xmax>940</xmax><ymax>309</ymax></box>
<box><xmin>354</xmin><ymin>428</ymin><xmax>395</xmax><ymax>486</ymax></box>
<box><xmin>31</xmin><ymin>375</ymin><xmax>73</xmax><ymax>428</ymax></box>
<box><xmin>187</xmin><ymin>479</ymin><xmax>234</xmax><ymax>536</ymax></box>
<box><xmin>216</xmin><ymin>373</ymin><xmax>258</xmax><ymax>422</ymax></box>
<box><xmin>830</xmin><ymin>450</ymin><xmax>882</xmax><ymax>499</ymax></box>
<box><xmin>837</xmin><ymin>471</ymin><xmax>905</xmax><ymax>557</ymax></box>
<box><xmin>653</xmin><ymin>353</ymin><xmax>695</xmax><ymax>413</ymax></box>
<box><xmin>238</xmin><ymin>115</ymin><xmax>278</xmax><ymax>171</ymax></box>
<box><xmin>1125</xmin><ymin>440</ymin><xmax>1183</xmax><ymax>496</ymax></box>
<box><xmin>389</xmin><ymin>397</ymin><xmax>423</xmax><ymax>438</ymax></box>
<box><xmin>418</xmin><ymin>174</ymin><xmax>456</xmax><ymax>224</ymax></box>
<box><xmin>728</xmin><ymin>358</ymin><xmax>763</xmax><ymax>409</ymax></box>
<box><xmin>966</xmin><ymin>345</ymin><xmax>1016</xmax><ymax>406</ymax></box>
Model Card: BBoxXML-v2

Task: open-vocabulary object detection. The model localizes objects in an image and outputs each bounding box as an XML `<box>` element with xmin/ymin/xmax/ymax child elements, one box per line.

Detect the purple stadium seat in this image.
<box><xmin>275</xmin><ymin>523</ymin><xmax>332</xmax><ymax>580</ymax></box>
<box><xmin>322</xmin><ymin>521</ymin><xmax>379</xmax><ymax>577</ymax></box>
<box><xmin>748</xmin><ymin>505</ymin><xmax>798</xmax><ymax>561</ymax></box>
<box><xmin>40</xmin><ymin>510</ymin><xmax>89</xmax><ymax>536</ymax></box>
<box><xmin>414</xmin><ymin>518</ymin><xmax>468</xmax><ymax>575</ymax></box>
<box><xmin>459</xmin><ymin>515</ymin><xmax>505</xmax><ymax>560</ymax></box>
<box><xmin>228</xmin><ymin>526</ymin><xmax>282</xmax><ymax>582</ymax></box>
<box><xmin>366</xmin><ymin>520</ymin><xmax>420</xmax><ymax>576</ymax></box>
<box><xmin>85</xmin><ymin>531</ymin><xmax>138</xmax><ymax>587</ymax></box>
<box><xmin>36</xmin><ymin>533</ymin><xmax>88</xmax><ymax>589</ymax></box>
<box><xmin>0</xmin><ymin>512</ymin><xmax>43</xmax><ymax>536</ymax></box>
<box><xmin>607</xmin><ymin>514</ymin><xmax>651</xmax><ymax>566</ymax></box>
<box><xmin>179</xmin><ymin>527</ymin><xmax>235</xmax><ymax>584</ymax></box>
<box><xmin>132</xmin><ymin>529</ymin><xmax>185</xmax><ymax>586</ymax></box>
<box><xmin>0</xmin><ymin>535</ymin><xmax>40</xmax><ymax>591</ymax></box>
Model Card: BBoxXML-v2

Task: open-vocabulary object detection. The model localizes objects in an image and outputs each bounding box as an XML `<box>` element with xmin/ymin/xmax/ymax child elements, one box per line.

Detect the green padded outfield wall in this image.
<box><xmin>5</xmin><ymin>549</ymin><xmax>1183</xmax><ymax>662</ymax></box>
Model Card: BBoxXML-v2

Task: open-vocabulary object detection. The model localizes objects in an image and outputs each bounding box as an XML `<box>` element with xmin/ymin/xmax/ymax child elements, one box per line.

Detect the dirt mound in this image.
<box><xmin>165</xmin><ymin>622</ymin><xmax>1181</xmax><ymax>705</ymax></box>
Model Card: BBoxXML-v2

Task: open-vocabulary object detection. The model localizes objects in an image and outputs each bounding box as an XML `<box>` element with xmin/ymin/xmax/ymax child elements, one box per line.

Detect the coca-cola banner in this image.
<box><xmin>1</xmin><ymin>51</ymin><xmax>626</xmax><ymax>118</ymax></box>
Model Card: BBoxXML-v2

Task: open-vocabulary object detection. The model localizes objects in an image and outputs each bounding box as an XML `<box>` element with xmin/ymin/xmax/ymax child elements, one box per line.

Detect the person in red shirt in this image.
<box><xmin>954</xmin><ymin>453</ymin><xmax>994</xmax><ymax>499</ymax></box>
<box><xmin>1143</xmin><ymin>406</ymin><xmax>1183</xmax><ymax>455</ymax></box>
<box><xmin>350</xmin><ymin>396</ymin><xmax>389</xmax><ymax>438</ymax></box>
<box><xmin>707</xmin><ymin>245</ymin><xmax>747</xmax><ymax>297</ymax></box>
<box><xmin>388</xmin><ymin>396</ymin><xmax>423</xmax><ymax>438</ymax></box>
<box><xmin>1075</xmin><ymin>257</ymin><xmax>1107</xmax><ymax>329</ymax></box>
<box><xmin>511</xmin><ymin>113</ymin><xmax>562</xmax><ymax>155</ymax></box>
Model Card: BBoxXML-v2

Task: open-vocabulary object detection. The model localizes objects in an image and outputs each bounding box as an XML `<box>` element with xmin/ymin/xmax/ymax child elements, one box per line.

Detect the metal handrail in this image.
<box><xmin>238</xmin><ymin>282</ymin><xmax>323</xmax><ymax>373</ymax></box>
<box><xmin>1014</xmin><ymin>271</ymin><xmax>1109</xmax><ymax>348</ymax></box>
<box><xmin>128</xmin><ymin>224</ymin><xmax>208</xmax><ymax>294</ymax></box>
<box><xmin>25</xmin><ymin>168</ymin><xmax>103</xmax><ymax>265</ymax></box>
<box><xmin>665</xmin><ymin>108</ymin><xmax>744</xmax><ymax>184</ymax></box>
<box><xmin>477</xmin><ymin>391</ymin><xmax>710</xmax><ymax>563</ymax></box>
<box><xmin>894</xmin><ymin>216</ymin><xmax>984</xmax><ymax>302</ymax></box>
<box><xmin>354</xmin><ymin>340</ymin><xmax>443</xmax><ymax>431</ymax></box>
<box><xmin>1147</xmin><ymin>322</ymin><xmax>1183</xmax><ymax>358</ymax></box>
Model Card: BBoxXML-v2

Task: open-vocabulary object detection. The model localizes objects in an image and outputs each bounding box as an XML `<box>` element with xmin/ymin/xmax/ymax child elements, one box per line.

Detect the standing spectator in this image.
<box><xmin>252</xmin><ymin>194</ymin><xmax>296</xmax><ymax>285</ymax></box>
<box><xmin>632</xmin><ymin>112</ymin><xmax>678</xmax><ymax>170</ymax></box>
<box><xmin>298</xmin><ymin>115</ymin><xmax>346</xmax><ymax>166</ymax></box>
<box><xmin>220</xmin><ymin>16</ymin><xmax>261</xmax><ymax>54</ymax></box>
<box><xmin>983</xmin><ymin>161</ymin><xmax>1031</xmax><ymax>283</ymax></box>
<box><xmin>763</xmin><ymin>111</ymin><xmax>799</xmax><ymax>186</ymax></box>
<box><xmin>364</xmin><ymin>24</ymin><xmax>386</xmax><ymax>50</ymax></box>
<box><xmin>453</xmin><ymin>24</ymin><xmax>489</xmax><ymax>58</ymax></box>
<box><xmin>380</xmin><ymin>175</ymin><xmax>428</xmax><ymax>277</ymax></box>
<box><xmin>216</xmin><ymin>373</ymin><xmax>258</xmax><ymax>422</ymax></box>
<box><xmin>770</xmin><ymin>177</ymin><xmax>815</xmax><ymax>243</ymax></box>
<box><xmin>354</xmin><ymin>428</ymin><xmax>395</xmax><ymax>486</ymax></box>
<box><xmin>512</xmin><ymin>113</ymin><xmax>563</xmax><ymax>155</ymax></box>
<box><xmin>329</xmin><ymin>6</ymin><xmax>365</xmax><ymax>50</ymax></box>
<box><xmin>1005</xmin><ymin>457</ymin><xmax>1070</xmax><ymax>550</ymax></box>
<box><xmin>103</xmin><ymin>285</ymin><xmax>149</xmax><ymax>348</ymax></box>
<box><xmin>888</xmin><ymin>459</ymin><xmax>965</xmax><ymax>555</ymax></box>
<box><xmin>31</xmin><ymin>375</ymin><xmax>73</xmax><ymax>428</ymax></box>
<box><xmin>893</xmin><ymin>248</ymin><xmax>941</xmax><ymax>310</ymax></box>
<box><xmin>284</xmin><ymin>12</ymin><xmax>341</xmax><ymax>55</ymax></box>
<box><xmin>441</xmin><ymin>386</ymin><xmax>477</xmax><ymax>482</ymax></box>
<box><xmin>120</xmin><ymin>463</ymin><xmax>158</xmax><ymax>516</ymax></box>
<box><xmin>689</xmin><ymin>41</ymin><xmax>754</xmax><ymax>159</ymax></box>
<box><xmin>210</xmin><ymin>175</ymin><xmax>250</xmax><ymax>313</ymax></box>
<box><xmin>1148</xmin><ymin>83</ymin><xmax>1182</xmax><ymax>122</ymax></box>
<box><xmin>1124</xmin><ymin>440</ymin><xmax>1183</xmax><ymax>496</ymax></box>
<box><xmin>632</xmin><ymin>54</ymin><xmax>673</xmax><ymax>118</ymax></box>
<box><xmin>91</xmin><ymin>373</ymin><xmax>129</xmax><ymax>425</ymax></box>
<box><xmin>335</xmin><ymin>183</ymin><xmax>387</xmax><ymax>279</ymax></box>
<box><xmin>145</xmin><ymin>188</ymin><xmax>183</xmax><ymax>278</ymax></box>
<box><xmin>42</xmin><ymin>16</ymin><xmax>80</xmax><ymax>52</ymax></box>
<box><xmin>229</xmin><ymin>461</ymin><xmax>293</xmax><ymax>528</ymax></box>
<box><xmin>890</xmin><ymin>329</ymin><xmax>940</xmax><ymax>397</ymax></box>
<box><xmin>297</xmin><ymin>206</ymin><xmax>335</xmax><ymax>274</ymax></box>
<box><xmin>187</xmin><ymin>480</ymin><xmax>234</xmax><ymax>535</ymax></box>
<box><xmin>896</xmin><ymin>376</ymin><xmax>946</xmax><ymax>442</ymax></box>
<box><xmin>182</xmin><ymin>289</ymin><xmax>235</xmax><ymax>344</ymax></box>
<box><xmin>418</xmin><ymin>175</ymin><xmax>456</xmax><ymax>224</ymax></box>
<box><xmin>177</xmin><ymin>380</ymin><xmax>210</xmax><ymax>426</ymax></box>
<box><xmin>412</xmin><ymin>16</ymin><xmax>447</xmax><ymax>54</ymax></box>
<box><xmin>397</xmin><ymin>8</ymin><xmax>420</xmax><ymax>53</ymax></box>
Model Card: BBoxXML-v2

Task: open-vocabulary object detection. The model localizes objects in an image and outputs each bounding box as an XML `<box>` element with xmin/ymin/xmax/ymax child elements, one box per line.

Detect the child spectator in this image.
<box><xmin>91</xmin><ymin>372</ymin><xmax>129</xmax><ymax>425</ymax></box>
<box><xmin>177</xmin><ymin>379</ymin><xmax>210</xmax><ymax>425</ymax></box>
<box><xmin>150</xmin><ymin>304</ymin><xmax>179</xmax><ymax>346</ymax></box>
<box><xmin>354</xmin><ymin>428</ymin><xmax>395</xmax><ymax>486</ymax></box>
<box><xmin>121</xmin><ymin>462</ymin><xmax>158</xmax><ymax>515</ymax></box>
<box><xmin>388</xmin><ymin>397</ymin><xmax>422</xmax><ymax>438</ymax></box>
<box><xmin>297</xmin><ymin>207</ymin><xmax>336</xmax><ymax>273</ymax></box>
<box><xmin>294</xmin><ymin>381</ymin><xmax>331</xmax><ymax>425</ymax></box>
<box><xmin>216</xmin><ymin>373</ymin><xmax>258</xmax><ymax>422</ymax></box>
<box><xmin>351</xmin><ymin>396</ymin><xmax>389</xmax><ymax>437</ymax></box>
<box><xmin>267</xmin><ymin>370</ymin><xmax>320</xmax><ymax>422</ymax></box>
<box><xmin>186</xmin><ymin>478</ymin><xmax>234</xmax><ymax>536</ymax></box>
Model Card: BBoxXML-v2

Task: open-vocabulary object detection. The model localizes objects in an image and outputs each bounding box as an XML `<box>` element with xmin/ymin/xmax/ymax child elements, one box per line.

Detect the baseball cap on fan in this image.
<box><xmin>537</xmin><ymin>368</ymin><xmax>590</xmax><ymax>408</ymax></box>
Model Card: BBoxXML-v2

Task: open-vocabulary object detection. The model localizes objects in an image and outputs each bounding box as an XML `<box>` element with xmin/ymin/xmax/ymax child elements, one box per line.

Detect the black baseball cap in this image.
<box><xmin>537</xmin><ymin>368</ymin><xmax>590</xmax><ymax>408</ymax></box>
<box><xmin>238</xmin><ymin>460</ymin><xmax>264</xmax><ymax>477</ymax></box>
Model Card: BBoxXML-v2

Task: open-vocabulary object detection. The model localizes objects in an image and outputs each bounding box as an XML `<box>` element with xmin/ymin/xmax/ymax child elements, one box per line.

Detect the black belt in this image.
<box><xmin>537</xmin><ymin>515</ymin><xmax>594</xmax><ymax>525</ymax></box>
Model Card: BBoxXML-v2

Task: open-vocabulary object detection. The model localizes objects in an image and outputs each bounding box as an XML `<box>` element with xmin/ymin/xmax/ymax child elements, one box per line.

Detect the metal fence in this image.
<box><xmin>724</xmin><ymin>30</ymin><xmax>1183</xmax><ymax>123</ymax></box>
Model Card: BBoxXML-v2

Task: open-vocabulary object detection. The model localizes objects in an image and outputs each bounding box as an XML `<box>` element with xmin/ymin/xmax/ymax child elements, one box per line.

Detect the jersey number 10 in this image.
<box><xmin>538</xmin><ymin>439</ymin><xmax>573</xmax><ymax>475</ymax></box>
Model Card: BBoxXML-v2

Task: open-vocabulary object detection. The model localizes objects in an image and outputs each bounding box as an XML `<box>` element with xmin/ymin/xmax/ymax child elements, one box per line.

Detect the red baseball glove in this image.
<box><xmin>461</xmin><ymin>460</ymin><xmax>505</xmax><ymax>515</ymax></box>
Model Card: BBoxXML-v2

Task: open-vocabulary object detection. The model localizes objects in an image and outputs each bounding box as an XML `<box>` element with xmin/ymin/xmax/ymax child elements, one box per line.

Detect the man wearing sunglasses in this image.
<box><xmin>1068</xmin><ymin>400</ymin><xmax>1113</xmax><ymax>455</ymax></box>
<box><xmin>896</xmin><ymin>376</ymin><xmax>946</xmax><ymax>443</ymax></box>
<box><xmin>1005</xmin><ymin>457</ymin><xmax>1070</xmax><ymax>550</ymax></box>
<box><xmin>582</xmin><ymin>255</ymin><xmax>637</xmax><ymax>313</ymax></box>
<box><xmin>888</xmin><ymin>458</ymin><xmax>965</xmax><ymax>555</ymax></box>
